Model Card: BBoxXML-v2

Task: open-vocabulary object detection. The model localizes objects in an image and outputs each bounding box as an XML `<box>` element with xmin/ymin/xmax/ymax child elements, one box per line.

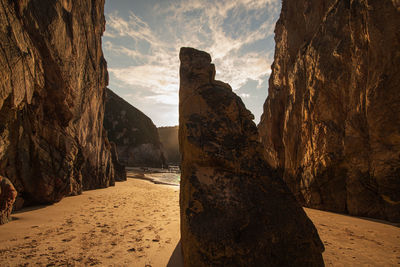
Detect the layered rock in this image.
<box><xmin>179</xmin><ymin>47</ymin><xmax>324</xmax><ymax>266</ymax></box>
<box><xmin>0</xmin><ymin>176</ymin><xmax>17</xmax><ymax>225</ymax></box>
<box><xmin>158</xmin><ymin>126</ymin><xmax>180</xmax><ymax>165</ymax></box>
<box><xmin>104</xmin><ymin>88</ymin><xmax>165</xmax><ymax>168</ymax></box>
<box><xmin>258</xmin><ymin>0</ymin><xmax>400</xmax><ymax>222</ymax></box>
<box><xmin>0</xmin><ymin>0</ymin><xmax>115</xmax><ymax>207</ymax></box>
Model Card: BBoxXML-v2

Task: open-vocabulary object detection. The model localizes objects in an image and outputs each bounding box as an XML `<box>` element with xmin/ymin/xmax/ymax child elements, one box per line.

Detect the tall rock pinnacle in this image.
<box><xmin>179</xmin><ymin>47</ymin><xmax>325</xmax><ymax>266</ymax></box>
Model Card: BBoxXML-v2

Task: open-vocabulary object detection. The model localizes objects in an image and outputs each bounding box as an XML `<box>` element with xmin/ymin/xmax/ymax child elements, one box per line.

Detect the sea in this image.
<box><xmin>145</xmin><ymin>172</ymin><xmax>181</xmax><ymax>186</ymax></box>
<box><xmin>126</xmin><ymin>167</ymin><xmax>181</xmax><ymax>186</ymax></box>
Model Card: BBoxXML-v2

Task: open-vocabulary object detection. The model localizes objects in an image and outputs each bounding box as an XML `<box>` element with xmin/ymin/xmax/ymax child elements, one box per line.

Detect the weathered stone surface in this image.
<box><xmin>110</xmin><ymin>142</ymin><xmax>127</xmax><ymax>182</ymax></box>
<box><xmin>0</xmin><ymin>0</ymin><xmax>115</xmax><ymax>207</ymax></box>
<box><xmin>158</xmin><ymin>126</ymin><xmax>180</xmax><ymax>165</ymax></box>
<box><xmin>104</xmin><ymin>88</ymin><xmax>165</xmax><ymax>168</ymax></box>
<box><xmin>258</xmin><ymin>0</ymin><xmax>400</xmax><ymax>222</ymax></box>
<box><xmin>179</xmin><ymin>47</ymin><xmax>324</xmax><ymax>266</ymax></box>
<box><xmin>0</xmin><ymin>176</ymin><xmax>17</xmax><ymax>225</ymax></box>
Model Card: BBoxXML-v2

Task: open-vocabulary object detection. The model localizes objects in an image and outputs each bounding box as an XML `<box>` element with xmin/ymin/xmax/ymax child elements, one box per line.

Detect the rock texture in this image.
<box><xmin>0</xmin><ymin>0</ymin><xmax>115</xmax><ymax>207</ymax></box>
<box><xmin>104</xmin><ymin>88</ymin><xmax>165</xmax><ymax>168</ymax></box>
<box><xmin>179</xmin><ymin>47</ymin><xmax>324</xmax><ymax>266</ymax></box>
<box><xmin>110</xmin><ymin>142</ymin><xmax>127</xmax><ymax>182</ymax></box>
<box><xmin>0</xmin><ymin>176</ymin><xmax>17</xmax><ymax>225</ymax></box>
<box><xmin>258</xmin><ymin>0</ymin><xmax>400</xmax><ymax>222</ymax></box>
<box><xmin>158</xmin><ymin>126</ymin><xmax>180</xmax><ymax>165</ymax></box>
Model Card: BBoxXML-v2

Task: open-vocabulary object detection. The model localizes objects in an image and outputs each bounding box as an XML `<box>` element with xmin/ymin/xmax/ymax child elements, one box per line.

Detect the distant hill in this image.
<box><xmin>158</xmin><ymin>126</ymin><xmax>180</xmax><ymax>165</ymax></box>
<box><xmin>104</xmin><ymin>88</ymin><xmax>165</xmax><ymax>167</ymax></box>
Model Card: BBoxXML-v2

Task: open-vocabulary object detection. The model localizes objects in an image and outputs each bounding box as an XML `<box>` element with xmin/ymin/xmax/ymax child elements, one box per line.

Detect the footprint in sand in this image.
<box><xmin>62</xmin><ymin>236</ymin><xmax>76</xmax><ymax>242</ymax></box>
<box><xmin>145</xmin><ymin>225</ymin><xmax>154</xmax><ymax>231</ymax></box>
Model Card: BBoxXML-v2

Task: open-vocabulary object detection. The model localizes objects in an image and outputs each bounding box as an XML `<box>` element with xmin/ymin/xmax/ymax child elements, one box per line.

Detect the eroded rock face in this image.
<box><xmin>179</xmin><ymin>47</ymin><xmax>324</xmax><ymax>266</ymax></box>
<box><xmin>110</xmin><ymin>142</ymin><xmax>127</xmax><ymax>182</ymax></box>
<box><xmin>258</xmin><ymin>0</ymin><xmax>400</xmax><ymax>222</ymax></box>
<box><xmin>0</xmin><ymin>176</ymin><xmax>17</xmax><ymax>225</ymax></box>
<box><xmin>158</xmin><ymin>126</ymin><xmax>180</xmax><ymax>165</ymax></box>
<box><xmin>104</xmin><ymin>88</ymin><xmax>165</xmax><ymax>168</ymax></box>
<box><xmin>0</xmin><ymin>0</ymin><xmax>114</xmax><ymax>207</ymax></box>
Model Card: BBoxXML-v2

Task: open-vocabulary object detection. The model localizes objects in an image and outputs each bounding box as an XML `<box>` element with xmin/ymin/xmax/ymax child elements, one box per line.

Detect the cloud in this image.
<box><xmin>109</xmin><ymin>65</ymin><xmax>178</xmax><ymax>94</ymax></box>
<box><xmin>145</xmin><ymin>92</ymin><xmax>179</xmax><ymax>106</ymax></box>
<box><xmin>106</xmin><ymin>11</ymin><xmax>164</xmax><ymax>48</ymax></box>
<box><xmin>103</xmin><ymin>0</ymin><xmax>281</xmax><ymax>125</ymax></box>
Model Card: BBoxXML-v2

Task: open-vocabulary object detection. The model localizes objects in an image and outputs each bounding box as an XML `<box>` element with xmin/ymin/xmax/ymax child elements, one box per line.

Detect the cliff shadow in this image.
<box><xmin>13</xmin><ymin>204</ymin><xmax>50</xmax><ymax>214</ymax></box>
<box><xmin>11</xmin><ymin>204</ymin><xmax>49</xmax><ymax>221</ymax></box>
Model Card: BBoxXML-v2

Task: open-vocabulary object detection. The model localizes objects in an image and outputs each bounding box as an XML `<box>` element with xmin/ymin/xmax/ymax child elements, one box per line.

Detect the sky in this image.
<box><xmin>103</xmin><ymin>0</ymin><xmax>281</xmax><ymax>127</ymax></box>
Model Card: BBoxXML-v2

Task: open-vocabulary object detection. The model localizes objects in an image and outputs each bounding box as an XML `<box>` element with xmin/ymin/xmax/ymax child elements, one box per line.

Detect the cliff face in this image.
<box><xmin>259</xmin><ymin>0</ymin><xmax>400</xmax><ymax>222</ymax></box>
<box><xmin>158</xmin><ymin>126</ymin><xmax>180</xmax><ymax>165</ymax></box>
<box><xmin>0</xmin><ymin>0</ymin><xmax>115</xmax><ymax>207</ymax></box>
<box><xmin>104</xmin><ymin>88</ymin><xmax>165</xmax><ymax>168</ymax></box>
<box><xmin>179</xmin><ymin>47</ymin><xmax>324</xmax><ymax>266</ymax></box>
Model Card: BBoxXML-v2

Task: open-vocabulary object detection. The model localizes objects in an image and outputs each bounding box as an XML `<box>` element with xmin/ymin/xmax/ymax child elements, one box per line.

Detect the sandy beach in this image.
<box><xmin>0</xmin><ymin>175</ymin><xmax>181</xmax><ymax>267</ymax></box>
<box><xmin>0</xmin><ymin>173</ymin><xmax>399</xmax><ymax>266</ymax></box>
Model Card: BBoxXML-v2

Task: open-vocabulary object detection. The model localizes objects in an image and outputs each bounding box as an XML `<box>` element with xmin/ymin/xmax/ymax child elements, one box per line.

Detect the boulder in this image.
<box><xmin>179</xmin><ymin>47</ymin><xmax>324</xmax><ymax>266</ymax></box>
<box><xmin>0</xmin><ymin>176</ymin><xmax>17</xmax><ymax>225</ymax></box>
<box><xmin>258</xmin><ymin>0</ymin><xmax>400</xmax><ymax>222</ymax></box>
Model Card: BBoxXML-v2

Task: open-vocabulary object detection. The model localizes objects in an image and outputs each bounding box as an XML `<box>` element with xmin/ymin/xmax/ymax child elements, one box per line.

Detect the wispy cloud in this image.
<box><xmin>103</xmin><ymin>0</ymin><xmax>280</xmax><ymax>126</ymax></box>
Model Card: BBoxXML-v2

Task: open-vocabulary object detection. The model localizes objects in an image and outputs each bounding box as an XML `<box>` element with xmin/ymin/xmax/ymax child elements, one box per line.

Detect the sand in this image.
<box><xmin>0</xmin><ymin>174</ymin><xmax>399</xmax><ymax>266</ymax></box>
<box><xmin>0</xmin><ymin>177</ymin><xmax>181</xmax><ymax>267</ymax></box>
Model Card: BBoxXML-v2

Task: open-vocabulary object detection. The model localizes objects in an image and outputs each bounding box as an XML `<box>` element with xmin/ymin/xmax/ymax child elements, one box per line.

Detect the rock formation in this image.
<box><xmin>179</xmin><ymin>47</ymin><xmax>324</xmax><ymax>266</ymax></box>
<box><xmin>110</xmin><ymin>142</ymin><xmax>127</xmax><ymax>182</ymax></box>
<box><xmin>258</xmin><ymin>0</ymin><xmax>400</xmax><ymax>222</ymax></box>
<box><xmin>0</xmin><ymin>176</ymin><xmax>17</xmax><ymax>225</ymax></box>
<box><xmin>104</xmin><ymin>88</ymin><xmax>165</xmax><ymax>168</ymax></box>
<box><xmin>0</xmin><ymin>0</ymin><xmax>115</xmax><ymax>208</ymax></box>
<box><xmin>158</xmin><ymin>126</ymin><xmax>180</xmax><ymax>165</ymax></box>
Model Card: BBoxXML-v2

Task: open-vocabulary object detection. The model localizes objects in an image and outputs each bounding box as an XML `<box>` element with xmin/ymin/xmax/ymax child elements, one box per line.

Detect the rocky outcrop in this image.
<box><xmin>0</xmin><ymin>0</ymin><xmax>115</xmax><ymax>207</ymax></box>
<box><xmin>0</xmin><ymin>176</ymin><xmax>17</xmax><ymax>225</ymax></box>
<box><xmin>110</xmin><ymin>142</ymin><xmax>126</xmax><ymax>182</ymax></box>
<box><xmin>258</xmin><ymin>0</ymin><xmax>400</xmax><ymax>222</ymax></box>
<box><xmin>104</xmin><ymin>88</ymin><xmax>165</xmax><ymax>168</ymax></box>
<box><xmin>158</xmin><ymin>126</ymin><xmax>180</xmax><ymax>165</ymax></box>
<box><xmin>179</xmin><ymin>47</ymin><xmax>324</xmax><ymax>266</ymax></box>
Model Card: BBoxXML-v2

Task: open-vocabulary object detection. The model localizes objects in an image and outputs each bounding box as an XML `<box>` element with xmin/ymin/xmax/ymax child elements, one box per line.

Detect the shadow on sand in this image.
<box><xmin>356</xmin><ymin>215</ymin><xmax>400</xmax><ymax>228</ymax></box>
<box><xmin>308</xmin><ymin>208</ymin><xmax>400</xmax><ymax>228</ymax></box>
<box><xmin>167</xmin><ymin>240</ymin><xmax>183</xmax><ymax>267</ymax></box>
<box><xmin>10</xmin><ymin>204</ymin><xmax>50</xmax><ymax>221</ymax></box>
<box><xmin>13</xmin><ymin>205</ymin><xmax>49</xmax><ymax>213</ymax></box>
